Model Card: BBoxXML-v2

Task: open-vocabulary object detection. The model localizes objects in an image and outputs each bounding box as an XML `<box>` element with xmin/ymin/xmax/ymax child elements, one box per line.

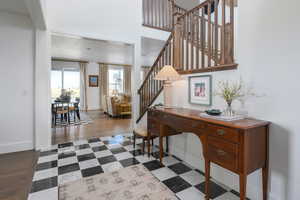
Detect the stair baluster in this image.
<box><xmin>138</xmin><ymin>0</ymin><xmax>237</xmax><ymax>122</ymax></box>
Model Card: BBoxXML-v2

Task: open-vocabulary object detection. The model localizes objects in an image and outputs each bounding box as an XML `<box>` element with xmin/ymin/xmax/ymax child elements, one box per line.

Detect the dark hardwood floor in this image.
<box><xmin>0</xmin><ymin>150</ymin><xmax>38</xmax><ymax>200</ymax></box>
<box><xmin>0</xmin><ymin>111</ymin><xmax>132</xmax><ymax>200</ymax></box>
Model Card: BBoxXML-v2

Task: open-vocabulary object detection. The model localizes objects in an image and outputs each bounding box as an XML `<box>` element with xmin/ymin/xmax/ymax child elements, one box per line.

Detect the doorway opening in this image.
<box><xmin>50</xmin><ymin>33</ymin><xmax>134</xmax><ymax>145</ymax></box>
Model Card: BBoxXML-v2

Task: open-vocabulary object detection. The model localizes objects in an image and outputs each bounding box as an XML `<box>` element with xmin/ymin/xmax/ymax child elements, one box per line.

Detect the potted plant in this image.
<box><xmin>215</xmin><ymin>79</ymin><xmax>244</xmax><ymax>116</ymax></box>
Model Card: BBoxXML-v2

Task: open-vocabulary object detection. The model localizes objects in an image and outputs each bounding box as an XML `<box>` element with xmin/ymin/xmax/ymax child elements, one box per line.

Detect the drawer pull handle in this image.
<box><xmin>217</xmin><ymin>150</ymin><xmax>227</xmax><ymax>156</ymax></box>
<box><xmin>217</xmin><ymin>129</ymin><xmax>225</xmax><ymax>136</ymax></box>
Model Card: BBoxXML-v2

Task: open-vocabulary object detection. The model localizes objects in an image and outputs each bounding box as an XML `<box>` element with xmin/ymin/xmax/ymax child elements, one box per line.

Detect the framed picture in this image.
<box><xmin>189</xmin><ymin>75</ymin><xmax>212</xmax><ymax>106</ymax></box>
<box><xmin>89</xmin><ymin>75</ymin><xmax>99</xmax><ymax>87</ymax></box>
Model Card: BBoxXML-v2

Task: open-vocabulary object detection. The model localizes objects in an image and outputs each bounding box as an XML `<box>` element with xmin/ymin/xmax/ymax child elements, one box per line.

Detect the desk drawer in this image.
<box><xmin>207</xmin><ymin>136</ymin><xmax>239</xmax><ymax>171</ymax></box>
<box><xmin>207</xmin><ymin>124</ymin><xmax>240</xmax><ymax>143</ymax></box>
<box><xmin>162</xmin><ymin>114</ymin><xmax>205</xmax><ymax>132</ymax></box>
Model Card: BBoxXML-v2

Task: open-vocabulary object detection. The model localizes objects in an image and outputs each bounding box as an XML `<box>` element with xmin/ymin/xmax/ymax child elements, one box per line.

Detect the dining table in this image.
<box><xmin>51</xmin><ymin>100</ymin><xmax>81</xmax><ymax>126</ymax></box>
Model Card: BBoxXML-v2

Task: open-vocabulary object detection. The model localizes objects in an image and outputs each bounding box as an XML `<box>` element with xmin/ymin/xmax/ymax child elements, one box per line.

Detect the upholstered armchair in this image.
<box><xmin>105</xmin><ymin>94</ymin><xmax>131</xmax><ymax>117</ymax></box>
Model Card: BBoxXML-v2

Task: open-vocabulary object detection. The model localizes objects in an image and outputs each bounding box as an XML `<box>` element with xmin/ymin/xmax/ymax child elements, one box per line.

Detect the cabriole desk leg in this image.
<box><xmin>205</xmin><ymin>159</ymin><xmax>211</xmax><ymax>200</ymax></box>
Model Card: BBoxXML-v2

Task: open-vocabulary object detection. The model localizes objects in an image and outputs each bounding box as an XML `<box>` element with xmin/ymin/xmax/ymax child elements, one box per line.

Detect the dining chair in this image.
<box><xmin>53</xmin><ymin>102</ymin><xmax>70</xmax><ymax>126</ymax></box>
<box><xmin>133</xmin><ymin>127</ymin><xmax>155</xmax><ymax>155</ymax></box>
<box><xmin>69</xmin><ymin>102</ymin><xmax>80</xmax><ymax>122</ymax></box>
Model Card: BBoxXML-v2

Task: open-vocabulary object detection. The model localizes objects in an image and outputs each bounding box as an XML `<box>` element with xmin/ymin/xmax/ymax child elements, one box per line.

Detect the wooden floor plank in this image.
<box><xmin>52</xmin><ymin>111</ymin><xmax>133</xmax><ymax>144</ymax></box>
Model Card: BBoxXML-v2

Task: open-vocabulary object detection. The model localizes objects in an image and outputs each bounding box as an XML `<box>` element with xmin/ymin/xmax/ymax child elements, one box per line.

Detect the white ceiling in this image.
<box><xmin>52</xmin><ymin>34</ymin><xmax>134</xmax><ymax>65</ymax></box>
<box><xmin>0</xmin><ymin>0</ymin><xmax>29</xmax><ymax>15</ymax></box>
<box><xmin>51</xmin><ymin>34</ymin><xmax>165</xmax><ymax>66</ymax></box>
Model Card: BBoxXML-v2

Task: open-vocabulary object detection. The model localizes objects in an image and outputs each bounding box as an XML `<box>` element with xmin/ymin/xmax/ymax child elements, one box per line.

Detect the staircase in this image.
<box><xmin>137</xmin><ymin>0</ymin><xmax>237</xmax><ymax>122</ymax></box>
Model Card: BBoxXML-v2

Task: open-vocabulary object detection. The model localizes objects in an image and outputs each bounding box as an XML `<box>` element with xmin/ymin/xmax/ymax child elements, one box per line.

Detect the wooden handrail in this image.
<box><xmin>178</xmin><ymin>1</ymin><xmax>209</xmax><ymax>20</ymax></box>
<box><xmin>137</xmin><ymin>32</ymin><xmax>174</xmax><ymax>121</ymax></box>
<box><xmin>136</xmin><ymin>87</ymin><xmax>163</xmax><ymax>123</ymax></box>
<box><xmin>173</xmin><ymin>0</ymin><xmax>235</xmax><ymax>70</ymax></box>
<box><xmin>143</xmin><ymin>0</ymin><xmax>187</xmax><ymax>32</ymax></box>
<box><xmin>196</xmin><ymin>14</ymin><xmax>222</xmax><ymax>28</ymax></box>
<box><xmin>177</xmin><ymin>63</ymin><xmax>237</xmax><ymax>74</ymax></box>
<box><xmin>138</xmin><ymin>33</ymin><xmax>173</xmax><ymax>93</ymax></box>
<box><xmin>173</xmin><ymin>3</ymin><xmax>187</xmax><ymax>15</ymax></box>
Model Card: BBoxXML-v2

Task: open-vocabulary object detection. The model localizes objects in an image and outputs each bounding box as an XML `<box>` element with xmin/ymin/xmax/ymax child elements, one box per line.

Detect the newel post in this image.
<box><xmin>173</xmin><ymin>13</ymin><xmax>182</xmax><ymax>70</ymax></box>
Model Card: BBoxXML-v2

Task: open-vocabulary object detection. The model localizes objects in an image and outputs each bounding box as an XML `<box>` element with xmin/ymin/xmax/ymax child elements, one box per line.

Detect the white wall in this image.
<box><xmin>86</xmin><ymin>62</ymin><xmax>100</xmax><ymax>110</ymax></box>
<box><xmin>152</xmin><ymin>0</ymin><xmax>300</xmax><ymax>199</ymax></box>
<box><xmin>47</xmin><ymin>0</ymin><xmax>142</xmax><ymax>45</ymax></box>
<box><xmin>141</xmin><ymin>55</ymin><xmax>156</xmax><ymax>67</ymax></box>
<box><xmin>35</xmin><ymin>29</ymin><xmax>51</xmax><ymax>150</ymax></box>
<box><xmin>0</xmin><ymin>12</ymin><xmax>35</xmax><ymax>153</ymax></box>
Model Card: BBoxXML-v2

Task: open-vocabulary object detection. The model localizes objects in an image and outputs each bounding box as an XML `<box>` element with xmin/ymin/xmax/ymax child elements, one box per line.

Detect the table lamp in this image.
<box><xmin>154</xmin><ymin>65</ymin><xmax>181</xmax><ymax>108</ymax></box>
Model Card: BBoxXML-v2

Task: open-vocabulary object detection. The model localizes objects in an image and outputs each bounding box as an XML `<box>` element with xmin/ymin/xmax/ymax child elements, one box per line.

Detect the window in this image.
<box><xmin>108</xmin><ymin>68</ymin><xmax>124</xmax><ymax>95</ymax></box>
<box><xmin>51</xmin><ymin>70</ymin><xmax>63</xmax><ymax>99</ymax></box>
<box><xmin>51</xmin><ymin>68</ymin><xmax>80</xmax><ymax>100</ymax></box>
<box><xmin>63</xmin><ymin>70</ymin><xmax>80</xmax><ymax>98</ymax></box>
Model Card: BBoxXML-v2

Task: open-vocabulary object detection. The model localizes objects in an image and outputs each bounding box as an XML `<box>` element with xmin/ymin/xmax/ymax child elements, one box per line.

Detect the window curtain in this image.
<box><xmin>99</xmin><ymin>63</ymin><xmax>108</xmax><ymax>109</ymax></box>
<box><xmin>124</xmin><ymin>66</ymin><xmax>131</xmax><ymax>95</ymax></box>
<box><xmin>80</xmin><ymin>62</ymin><xmax>88</xmax><ymax>111</ymax></box>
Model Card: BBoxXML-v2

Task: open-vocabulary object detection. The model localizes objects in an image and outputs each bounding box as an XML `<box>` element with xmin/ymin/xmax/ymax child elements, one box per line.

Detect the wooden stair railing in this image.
<box><xmin>137</xmin><ymin>0</ymin><xmax>237</xmax><ymax>122</ymax></box>
<box><xmin>174</xmin><ymin>0</ymin><xmax>237</xmax><ymax>73</ymax></box>
<box><xmin>137</xmin><ymin>34</ymin><xmax>174</xmax><ymax>122</ymax></box>
<box><xmin>142</xmin><ymin>0</ymin><xmax>186</xmax><ymax>32</ymax></box>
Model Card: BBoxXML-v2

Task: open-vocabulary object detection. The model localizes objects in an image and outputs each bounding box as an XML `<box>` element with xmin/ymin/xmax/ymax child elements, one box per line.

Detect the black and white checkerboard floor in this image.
<box><xmin>28</xmin><ymin>134</ymin><xmax>248</xmax><ymax>200</ymax></box>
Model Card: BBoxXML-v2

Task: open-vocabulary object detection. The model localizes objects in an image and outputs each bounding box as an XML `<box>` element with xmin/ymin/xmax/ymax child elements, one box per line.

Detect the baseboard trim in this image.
<box><xmin>0</xmin><ymin>141</ymin><xmax>33</xmax><ymax>154</ymax></box>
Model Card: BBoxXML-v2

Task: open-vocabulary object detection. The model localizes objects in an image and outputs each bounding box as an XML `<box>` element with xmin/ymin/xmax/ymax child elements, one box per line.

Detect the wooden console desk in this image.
<box><xmin>147</xmin><ymin>107</ymin><xmax>270</xmax><ymax>200</ymax></box>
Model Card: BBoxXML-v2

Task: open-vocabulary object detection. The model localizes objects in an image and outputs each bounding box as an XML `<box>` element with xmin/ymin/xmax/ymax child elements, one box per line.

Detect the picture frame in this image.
<box><xmin>89</xmin><ymin>75</ymin><xmax>99</xmax><ymax>87</ymax></box>
<box><xmin>188</xmin><ymin>75</ymin><xmax>212</xmax><ymax>106</ymax></box>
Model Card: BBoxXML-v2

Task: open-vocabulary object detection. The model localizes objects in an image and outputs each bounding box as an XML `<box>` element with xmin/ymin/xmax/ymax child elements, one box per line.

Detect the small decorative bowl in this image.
<box><xmin>205</xmin><ymin>109</ymin><xmax>222</xmax><ymax>116</ymax></box>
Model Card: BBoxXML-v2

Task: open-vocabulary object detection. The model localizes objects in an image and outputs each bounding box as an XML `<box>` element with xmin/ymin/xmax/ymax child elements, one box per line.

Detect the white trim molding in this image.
<box><xmin>0</xmin><ymin>141</ymin><xmax>33</xmax><ymax>154</ymax></box>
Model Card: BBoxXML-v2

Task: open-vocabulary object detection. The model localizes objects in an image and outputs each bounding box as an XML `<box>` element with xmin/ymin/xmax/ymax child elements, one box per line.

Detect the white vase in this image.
<box><xmin>224</xmin><ymin>101</ymin><xmax>235</xmax><ymax>116</ymax></box>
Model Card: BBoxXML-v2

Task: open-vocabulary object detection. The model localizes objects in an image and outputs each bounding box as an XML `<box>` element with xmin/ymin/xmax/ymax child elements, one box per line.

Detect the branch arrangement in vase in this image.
<box><xmin>214</xmin><ymin>79</ymin><xmax>244</xmax><ymax>116</ymax></box>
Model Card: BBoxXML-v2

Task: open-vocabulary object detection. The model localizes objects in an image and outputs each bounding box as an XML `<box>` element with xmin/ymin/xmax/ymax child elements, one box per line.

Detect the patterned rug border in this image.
<box><xmin>58</xmin><ymin>164</ymin><xmax>178</xmax><ymax>200</ymax></box>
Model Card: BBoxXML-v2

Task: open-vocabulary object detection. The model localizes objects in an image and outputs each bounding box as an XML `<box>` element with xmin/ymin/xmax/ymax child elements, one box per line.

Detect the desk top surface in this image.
<box><xmin>150</xmin><ymin>107</ymin><xmax>270</xmax><ymax>130</ymax></box>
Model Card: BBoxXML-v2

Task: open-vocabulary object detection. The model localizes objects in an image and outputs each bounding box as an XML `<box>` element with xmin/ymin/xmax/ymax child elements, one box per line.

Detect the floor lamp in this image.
<box><xmin>154</xmin><ymin>65</ymin><xmax>181</xmax><ymax>108</ymax></box>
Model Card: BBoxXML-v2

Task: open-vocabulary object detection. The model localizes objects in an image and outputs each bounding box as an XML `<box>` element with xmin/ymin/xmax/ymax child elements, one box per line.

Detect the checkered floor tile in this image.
<box><xmin>28</xmin><ymin>134</ymin><xmax>248</xmax><ymax>200</ymax></box>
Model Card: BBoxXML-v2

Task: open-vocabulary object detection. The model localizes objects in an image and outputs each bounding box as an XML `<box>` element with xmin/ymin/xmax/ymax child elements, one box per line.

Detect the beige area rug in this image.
<box><xmin>59</xmin><ymin>164</ymin><xmax>178</xmax><ymax>200</ymax></box>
